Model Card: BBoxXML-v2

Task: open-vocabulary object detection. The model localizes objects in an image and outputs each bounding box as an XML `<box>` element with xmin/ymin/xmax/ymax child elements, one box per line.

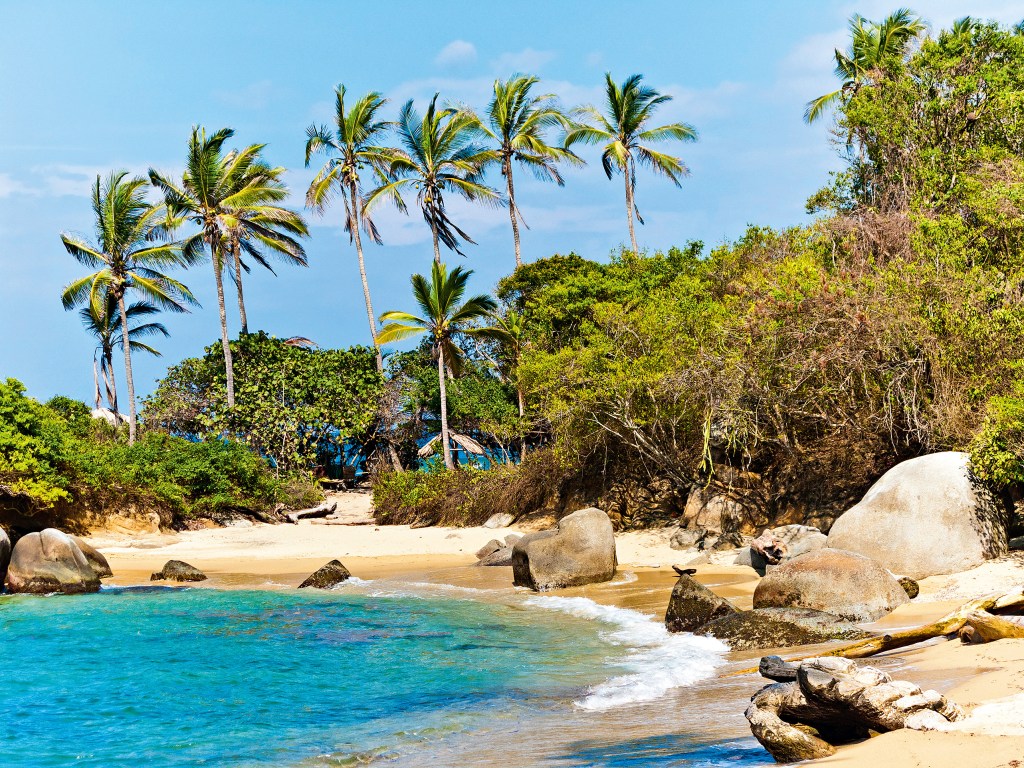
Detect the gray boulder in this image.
<box><xmin>749</xmin><ymin>524</ymin><xmax>828</xmax><ymax>575</ymax></box>
<box><xmin>6</xmin><ymin>529</ymin><xmax>101</xmax><ymax>594</ymax></box>
<box><xmin>70</xmin><ymin>536</ymin><xmax>113</xmax><ymax>578</ymax></box>
<box><xmin>700</xmin><ymin>607</ymin><xmax>870</xmax><ymax>650</ymax></box>
<box><xmin>477</xmin><ymin>547</ymin><xmax>514</xmax><ymax>566</ymax></box>
<box><xmin>150</xmin><ymin>560</ymin><xmax>207</xmax><ymax>583</ymax></box>
<box><xmin>669</xmin><ymin>527</ymin><xmax>708</xmax><ymax>550</ymax></box>
<box><xmin>753</xmin><ymin>548</ymin><xmax>908</xmax><ymax>622</ymax></box>
<box><xmin>475</xmin><ymin>539</ymin><xmax>504</xmax><ymax>559</ymax></box>
<box><xmin>827</xmin><ymin>452</ymin><xmax>1007</xmax><ymax>579</ymax></box>
<box><xmin>298</xmin><ymin>559</ymin><xmax>351</xmax><ymax>588</ymax></box>
<box><xmin>0</xmin><ymin>527</ymin><xmax>10</xmax><ymax>588</ymax></box>
<box><xmin>483</xmin><ymin>512</ymin><xmax>515</xmax><ymax>529</ymax></box>
<box><xmin>664</xmin><ymin>572</ymin><xmax>739</xmax><ymax>633</ymax></box>
<box><xmin>512</xmin><ymin>507</ymin><xmax>616</xmax><ymax>591</ymax></box>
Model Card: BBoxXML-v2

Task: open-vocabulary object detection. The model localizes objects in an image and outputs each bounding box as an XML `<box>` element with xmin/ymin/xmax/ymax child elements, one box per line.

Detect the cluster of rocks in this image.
<box><xmin>746</xmin><ymin>655</ymin><xmax>964</xmax><ymax>762</ymax></box>
<box><xmin>1</xmin><ymin>527</ymin><xmax>112</xmax><ymax>594</ymax></box>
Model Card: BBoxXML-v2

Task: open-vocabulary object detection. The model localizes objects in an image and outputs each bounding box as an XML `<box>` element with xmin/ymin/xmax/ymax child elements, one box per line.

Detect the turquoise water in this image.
<box><xmin>0</xmin><ymin>584</ymin><xmax>772</xmax><ymax>767</ymax></box>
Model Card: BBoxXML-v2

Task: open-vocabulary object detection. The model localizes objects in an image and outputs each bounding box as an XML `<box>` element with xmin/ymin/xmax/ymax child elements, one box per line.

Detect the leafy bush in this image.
<box><xmin>0</xmin><ymin>379</ymin><xmax>71</xmax><ymax>506</ymax></box>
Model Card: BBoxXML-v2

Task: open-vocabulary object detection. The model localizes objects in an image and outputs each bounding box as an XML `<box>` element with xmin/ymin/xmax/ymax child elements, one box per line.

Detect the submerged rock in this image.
<box><xmin>826</xmin><ymin>451</ymin><xmax>1007</xmax><ymax>578</ymax></box>
<box><xmin>699</xmin><ymin>607</ymin><xmax>869</xmax><ymax>651</ymax></box>
<box><xmin>298</xmin><ymin>560</ymin><xmax>351</xmax><ymax>589</ymax></box>
<box><xmin>150</xmin><ymin>559</ymin><xmax>207</xmax><ymax>583</ymax></box>
<box><xmin>6</xmin><ymin>529</ymin><xmax>101</xmax><ymax>594</ymax></box>
<box><xmin>70</xmin><ymin>536</ymin><xmax>113</xmax><ymax>579</ymax></box>
<box><xmin>664</xmin><ymin>572</ymin><xmax>739</xmax><ymax>633</ymax></box>
<box><xmin>512</xmin><ymin>507</ymin><xmax>616</xmax><ymax>591</ymax></box>
<box><xmin>753</xmin><ymin>548</ymin><xmax>908</xmax><ymax>622</ymax></box>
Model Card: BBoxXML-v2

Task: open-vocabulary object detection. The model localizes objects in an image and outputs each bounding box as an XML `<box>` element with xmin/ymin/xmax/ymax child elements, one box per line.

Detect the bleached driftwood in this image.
<box><xmin>958</xmin><ymin>611</ymin><xmax>1024</xmax><ymax>644</ymax></box>
<box><xmin>285</xmin><ymin>501</ymin><xmax>337</xmax><ymax>524</ymax></box>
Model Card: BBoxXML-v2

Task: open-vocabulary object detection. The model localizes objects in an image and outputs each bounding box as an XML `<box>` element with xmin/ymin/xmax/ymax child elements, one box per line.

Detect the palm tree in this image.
<box><xmin>80</xmin><ymin>291</ymin><xmax>168</xmax><ymax>414</ymax></box>
<box><xmin>365</xmin><ymin>94</ymin><xmax>500</xmax><ymax>263</ymax></box>
<box><xmin>566</xmin><ymin>74</ymin><xmax>697</xmax><ymax>254</ymax></box>
<box><xmin>377</xmin><ymin>263</ymin><xmax>497</xmax><ymax>469</ymax></box>
<box><xmin>804</xmin><ymin>8</ymin><xmax>925</xmax><ymax>124</ymax></box>
<box><xmin>221</xmin><ymin>160</ymin><xmax>308</xmax><ymax>334</ymax></box>
<box><xmin>472</xmin><ymin>75</ymin><xmax>581</xmax><ymax>268</ymax></box>
<box><xmin>305</xmin><ymin>86</ymin><xmax>401</xmax><ymax>370</ymax></box>
<box><xmin>61</xmin><ymin>171</ymin><xmax>195</xmax><ymax>443</ymax></box>
<box><xmin>150</xmin><ymin>127</ymin><xmax>294</xmax><ymax>407</ymax></box>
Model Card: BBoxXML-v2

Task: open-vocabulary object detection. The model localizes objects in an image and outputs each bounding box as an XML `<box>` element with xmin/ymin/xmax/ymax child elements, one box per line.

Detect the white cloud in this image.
<box><xmin>0</xmin><ymin>172</ymin><xmax>38</xmax><ymax>198</ymax></box>
<box><xmin>843</xmin><ymin>0</ymin><xmax>1024</xmax><ymax>30</ymax></box>
<box><xmin>489</xmin><ymin>48</ymin><xmax>556</xmax><ymax>74</ymax></box>
<box><xmin>434</xmin><ymin>40</ymin><xmax>477</xmax><ymax>68</ymax></box>
<box><xmin>585</xmin><ymin>51</ymin><xmax>603</xmax><ymax>68</ymax></box>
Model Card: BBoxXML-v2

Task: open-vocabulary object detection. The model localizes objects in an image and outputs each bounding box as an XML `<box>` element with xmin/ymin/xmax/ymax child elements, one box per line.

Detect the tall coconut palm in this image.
<box><xmin>221</xmin><ymin>160</ymin><xmax>308</xmax><ymax>334</ymax></box>
<box><xmin>566</xmin><ymin>74</ymin><xmax>697</xmax><ymax>254</ymax></box>
<box><xmin>305</xmin><ymin>86</ymin><xmax>401</xmax><ymax>370</ymax></box>
<box><xmin>365</xmin><ymin>94</ymin><xmax>500</xmax><ymax>263</ymax></box>
<box><xmin>472</xmin><ymin>75</ymin><xmax>581</xmax><ymax>268</ymax></box>
<box><xmin>804</xmin><ymin>8</ymin><xmax>925</xmax><ymax>124</ymax></box>
<box><xmin>377</xmin><ymin>263</ymin><xmax>497</xmax><ymax>469</ymax></box>
<box><xmin>61</xmin><ymin>171</ymin><xmax>195</xmax><ymax>443</ymax></box>
<box><xmin>80</xmin><ymin>291</ymin><xmax>168</xmax><ymax>413</ymax></box>
<box><xmin>150</xmin><ymin>127</ymin><xmax>293</xmax><ymax>407</ymax></box>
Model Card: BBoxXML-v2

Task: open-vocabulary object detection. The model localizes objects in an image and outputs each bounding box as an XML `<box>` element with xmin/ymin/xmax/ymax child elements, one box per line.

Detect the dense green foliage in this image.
<box><xmin>0</xmin><ymin>378</ymin><xmax>290</xmax><ymax>523</ymax></box>
<box><xmin>144</xmin><ymin>332</ymin><xmax>383</xmax><ymax>474</ymax></box>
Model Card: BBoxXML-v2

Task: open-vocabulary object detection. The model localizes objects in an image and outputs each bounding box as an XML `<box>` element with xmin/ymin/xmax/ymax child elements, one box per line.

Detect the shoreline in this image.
<box><xmin>83</xmin><ymin>519</ymin><xmax>1024</xmax><ymax>767</ymax></box>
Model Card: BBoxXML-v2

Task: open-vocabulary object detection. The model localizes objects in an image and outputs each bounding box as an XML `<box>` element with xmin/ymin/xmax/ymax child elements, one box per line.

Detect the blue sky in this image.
<box><xmin>2</xmin><ymin>0</ymin><xmax>1022</xmax><ymax>403</ymax></box>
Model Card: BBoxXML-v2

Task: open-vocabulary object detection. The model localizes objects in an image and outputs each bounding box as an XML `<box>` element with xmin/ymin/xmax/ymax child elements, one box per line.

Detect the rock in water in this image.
<box><xmin>298</xmin><ymin>560</ymin><xmax>351</xmax><ymax>588</ymax></box>
<box><xmin>150</xmin><ymin>560</ymin><xmax>207</xmax><ymax>582</ymax></box>
<box><xmin>664</xmin><ymin>572</ymin><xmax>739</xmax><ymax>633</ymax></box>
<box><xmin>70</xmin><ymin>536</ymin><xmax>113</xmax><ymax>578</ymax></box>
<box><xmin>699</xmin><ymin>607</ymin><xmax>869</xmax><ymax>650</ymax></box>
<box><xmin>826</xmin><ymin>451</ymin><xmax>1007</xmax><ymax>578</ymax></box>
<box><xmin>512</xmin><ymin>507</ymin><xmax>616</xmax><ymax>591</ymax></box>
<box><xmin>753</xmin><ymin>548</ymin><xmax>908</xmax><ymax>622</ymax></box>
<box><xmin>6</xmin><ymin>529</ymin><xmax>101</xmax><ymax>594</ymax></box>
<box><xmin>476</xmin><ymin>547</ymin><xmax>514</xmax><ymax>566</ymax></box>
<box><xmin>483</xmin><ymin>513</ymin><xmax>515</xmax><ymax>529</ymax></box>
<box><xmin>0</xmin><ymin>526</ymin><xmax>11</xmax><ymax>587</ymax></box>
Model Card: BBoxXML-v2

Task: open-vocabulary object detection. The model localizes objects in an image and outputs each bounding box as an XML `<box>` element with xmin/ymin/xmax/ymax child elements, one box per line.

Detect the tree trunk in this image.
<box><xmin>213</xmin><ymin>244</ymin><xmax>236</xmax><ymax>408</ymax></box>
<box><xmin>92</xmin><ymin>356</ymin><xmax>102</xmax><ymax>410</ymax></box>
<box><xmin>232</xmin><ymin>235</ymin><xmax>248</xmax><ymax>335</ymax></box>
<box><xmin>505</xmin><ymin>157</ymin><xmax>523</xmax><ymax>267</ymax></box>
<box><xmin>104</xmin><ymin>347</ymin><xmax>118</xmax><ymax>414</ymax></box>
<box><xmin>624</xmin><ymin>160</ymin><xmax>638</xmax><ymax>254</ymax></box>
<box><xmin>349</xmin><ymin>183</ymin><xmax>383</xmax><ymax>372</ymax></box>
<box><xmin>430</xmin><ymin>215</ymin><xmax>442</xmax><ymax>264</ymax></box>
<box><xmin>437</xmin><ymin>344</ymin><xmax>454</xmax><ymax>470</ymax></box>
<box><xmin>117</xmin><ymin>293</ymin><xmax>137</xmax><ymax>444</ymax></box>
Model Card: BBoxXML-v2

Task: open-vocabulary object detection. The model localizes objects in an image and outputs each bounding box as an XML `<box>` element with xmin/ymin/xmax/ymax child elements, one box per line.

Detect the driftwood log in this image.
<box><xmin>730</xmin><ymin>588</ymin><xmax>1024</xmax><ymax>675</ymax></box>
<box><xmin>958</xmin><ymin>611</ymin><xmax>1024</xmax><ymax>644</ymax></box>
<box><xmin>746</xmin><ymin>656</ymin><xmax>964</xmax><ymax>763</ymax></box>
<box><xmin>285</xmin><ymin>501</ymin><xmax>337</xmax><ymax>524</ymax></box>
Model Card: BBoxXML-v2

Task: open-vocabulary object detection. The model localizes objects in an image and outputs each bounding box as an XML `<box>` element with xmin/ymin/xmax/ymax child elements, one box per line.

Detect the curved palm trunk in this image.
<box><xmin>213</xmin><ymin>244</ymin><xmax>236</xmax><ymax>408</ymax></box>
<box><xmin>117</xmin><ymin>294</ymin><xmax>137</xmax><ymax>444</ymax></box>
<box><xmin>92</xmin><ymin>356</ymin><xmax>102</xmax><ymax>410</ymax></box>
<box><xmin>231</xmin><ymin>236</ymin><xmax>249</xmax><ymax>335</ymax></box>
<box><xmin>624</xmin><ymin>161</ymin><xmax>638</xmax><ymax>254</ymax></box>
<box><xmin>437</xmin><ymin>344</ymin><xmax>454</xmax><ymax>470</ymax></box>
<box><xmin>505</xmin><ymin>157</ymin><xmax>523</xmax><ymax>267</ymax></box>
<box><xmin>348</xmin><ymin>184</ymin><xmax>382</xmax><ymax>372</ymax></box>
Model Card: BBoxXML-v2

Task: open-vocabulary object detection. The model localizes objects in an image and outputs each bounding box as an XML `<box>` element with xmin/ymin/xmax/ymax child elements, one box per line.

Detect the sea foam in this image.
<box><xmin>525</xmin><ymin>595</ymin><xmax>728</xmax><ymax>711</ymax></box>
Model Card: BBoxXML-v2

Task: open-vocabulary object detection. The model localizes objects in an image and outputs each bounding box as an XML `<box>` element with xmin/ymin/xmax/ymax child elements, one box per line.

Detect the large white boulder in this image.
<box><xmin>511</xmin><ymin>507</ymin><xmax>616</xmax><ymax>591</ymax></box>
<box><xmin>827</xmin><ymin>452</ymin><xmax>1007</xmax><ymax>579</ymax></box>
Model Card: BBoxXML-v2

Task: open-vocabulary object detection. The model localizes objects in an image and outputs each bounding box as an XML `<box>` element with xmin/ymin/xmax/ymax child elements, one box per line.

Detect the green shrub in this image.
<box><xmin>0</xmin><ymin>379</ymin><xmax>71</xmax><ymax>506</ymax></box>
<box><xmin>971</xmin><ymin>379</ymin><xmax>1024</xmax><ymax>488</ymax></box>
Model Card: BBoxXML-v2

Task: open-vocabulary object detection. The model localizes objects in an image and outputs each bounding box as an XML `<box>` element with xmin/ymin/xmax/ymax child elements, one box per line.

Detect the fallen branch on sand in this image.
<box><xmin>729</xmin><ymin>588</ymin><xmax>1024</xmax><ymax>675</ymax></box>
<box><xmin>285</xmin><ymin>501</ymin><xmax>337</xmax><ymax>524</ymax></box>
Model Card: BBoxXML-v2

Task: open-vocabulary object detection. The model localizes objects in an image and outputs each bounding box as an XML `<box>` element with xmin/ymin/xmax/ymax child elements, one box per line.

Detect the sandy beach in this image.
<box><xmin>82</xmin><ymin>494</ymin><xmax>1024</xmax><ymax>767</ymax></box>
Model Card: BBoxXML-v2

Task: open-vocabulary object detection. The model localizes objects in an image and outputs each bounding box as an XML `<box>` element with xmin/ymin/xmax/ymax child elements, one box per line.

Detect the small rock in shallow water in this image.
<box><xmin>665</xmin><ymin>572</ymin><xmax>739</xmax><ymax>633</ymax></box>
<box><xmin>298</xmin><ymin>560</ymin><xmax>351</xmax><ymax>589</ymax></box>
<box><xmin>151</xmin><ymin>559</ymin><xmax>207</xmax><ymax>583</ymax></box>
<box><xmin>700</xmin><ymin>607</ymin><xmax>869</xmax><ymax>650</ymax></box>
